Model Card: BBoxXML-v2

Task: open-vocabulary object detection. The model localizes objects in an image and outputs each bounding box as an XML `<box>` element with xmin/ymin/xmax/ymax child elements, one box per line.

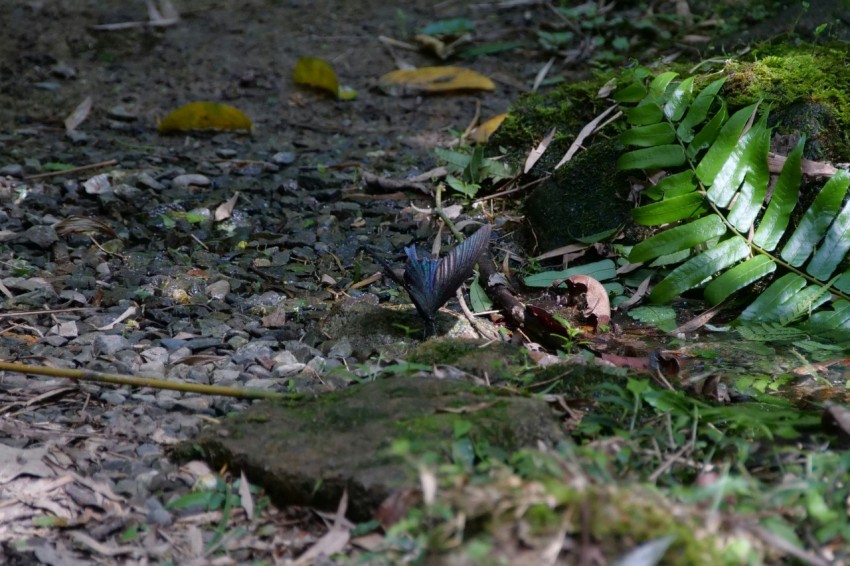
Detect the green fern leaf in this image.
<box><xmin>752</xmin><ymin>137</ymin><xmax>804</xmax><ymax>250</ymax></box>
<box><xmin>616</xmin><ymin>70</ymin><xmax>850</xmax><ymax>334</ymax></box>
<box><xmin>630</xmin><ymin>214</ymin><xmax>726</xmax><ymax>263</ymax></box>
<box><xmin>780</xmin><ymin>169</ymin><xmax>849</xmax><ymax>267</ymax></box>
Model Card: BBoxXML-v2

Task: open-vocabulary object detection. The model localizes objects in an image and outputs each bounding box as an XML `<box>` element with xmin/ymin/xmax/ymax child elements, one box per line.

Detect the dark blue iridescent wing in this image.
<box><xmin>403</xmin><ymin>224</ymin><xmax>492</xmax><ymax>326</ymax></box>
<box><xmin>403</xmin><ymin>246</ymin><xmax>441</xmax><ymax>323</ymax></box>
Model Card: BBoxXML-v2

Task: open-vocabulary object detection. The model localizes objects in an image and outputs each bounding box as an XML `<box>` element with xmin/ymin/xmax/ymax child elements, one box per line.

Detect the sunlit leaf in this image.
<box><xmin>293</xmin><ymin>56</ymin><xmax>354</xmax><ymax>100</ymax></box>
<box><xmin>704</xmin><ymin>255</ymin><xmax>776</xmax><ymax>305</ymax></box>
<box><xmin>676</xmin><ymin>77</ymin><xmax>726</xmax><ymax>142</ymax></box>
<box><xmin>725</xmin><ymin>117</ymin><xmax>770</xmax><ymax>231</ymax></box>
<box><xmin>752</xmin><ymin>137</ymin><xmax>804</xmax><ymax>250</ymax></box>
<box><xmin>523</xmin><ymin>260</ymin><xmax>616</xmax><ymax>287</ymax></box>
<box><xmin>620</xmin><ymin>122</ymin><xmax>676</xmax><ymax>147</ymax></box>
<box><xmin>648</xmin><ymin>71</ymin><xmax>678</xmax><ymax>100</ymax></box>
<box><xmin>649</xmin><ymin>236</ymin><xmax>749</xmax><ymax>303</ymax></box>
<box><xmin>469</xmin><ymin>113</ymin><xmax>507</xmax><ymax>143</ymax></box>
<box><xmin>781</xmin><ymin>169</ymin><xmax>850</xmax><ymax>267</ymax></box>
<box><xmin>686</xmin><ymin>102</ymin><xmax>727</xmax><ymax>159</ymax></box>
<box><xmin>378</xmin><ymin>66</ymin><xmax>495</xmax><ymax>96</ymax></box>
<box><xmin>617</xmin><ymin>144</ymin><xmax>686</xmax><ymax>170</ymax></box>
<box><xmin>624</xmin><ymin>100</ymin><xmax>663</xmax><ymax>125</ymax></box>
<box><xmin>706</xmin><ymin>114</ymin><xmax>769</xmax><ymax>209</ymax></box>
<box><xmin>695</xmin><ymin>103</ymin><xmax>758</xmax><ymax>187</ymax></box>
<box><xmin>644</xmin><ymin>170</ymin><xmax>697</xmax><ymax>200</ymax></box>
<box><xmin>628</xmin><ymin>305</ymin><xmax>678</xmax><ymax>332</ymax></box>
<box><xmin>663</xmin><ymin>76</ymin><xmax>694</xmax><ymax>121</ymax></box>
<box><xmin>631</xmin><ymin>192</ymin><xmax>707</xmax><ymax>226</ymax></box>
<box><xmin>630</xmin><ymin>214</ymin><xmax>726</xmax><ymax>263</ymax></box>
<box><xmin>158</xmin><ymin>102</ymin><xmax>252</xmax><ymax>133</ymax></box>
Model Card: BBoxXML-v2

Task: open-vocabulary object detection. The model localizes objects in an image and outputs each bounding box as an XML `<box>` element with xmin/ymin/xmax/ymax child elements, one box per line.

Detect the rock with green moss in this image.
<box><xmin>724</xmin><ymin>42</ymin><xmax>850</xmax><ymax>161</ymax></box>
<box><xmin>523</xmin><ymin>139</ymin><xmax>632</xmax><ymax>251</ymax></box>
<box><xmin>178</xmin><ymin>377</ymin><xmax>567</xmax><ymax>519</ymax></box>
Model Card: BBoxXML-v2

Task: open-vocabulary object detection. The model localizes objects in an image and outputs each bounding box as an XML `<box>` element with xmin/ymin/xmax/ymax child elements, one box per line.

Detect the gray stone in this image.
<box><xmin>232</xmin><ymin>341</ymin><xmax>276</xmax><ymax>364</ymax></box>
<box><xmin>271</xmin><ymin>151</ymin><xmax>296</xmax><ymax>165</ymax></box>
<box><xmin>145</xmin><ymin>496</ymin><xmax>173</xmax><ymax>526</ymax></box>
<box><xmin>22</xmin><ymin>225</ymin><xmax>58</xmax><ymax>248</ymax></box>
<box><xmin>184</xmin><ymin>377</ymin><xmax>567</xmax><ymax>520</ymax></box>
<box><xmin>108</xmin><ymin>105</ymin><xmax>137</xmax><ymax>121</ymax></box>
<box><xmin>94</xmin><ymin>334</ymin><xmax>130</xmax><ymax>356</ymax></box>
<box><xmin>172</xmin><ymin>174</ymin><xmax>210</xmax><ymax>188</ymax></box>
<box><xmin>100</xmin><ymin>391</ymin><xmax>127</xmax><ymax>405</ymax></box>
<box><xmin>0</xmin><ymin>164</ymin><xmax>24</xmax><ymax>177</ymax></box>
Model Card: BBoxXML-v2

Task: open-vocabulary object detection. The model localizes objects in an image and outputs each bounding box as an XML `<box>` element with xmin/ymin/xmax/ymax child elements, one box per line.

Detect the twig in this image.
<box><xmin>455</xmin><ymin>287</ymin><xmax>500</xmax><ymax>341</ymax></box>
<box><xmin>0</xmin><ymin>361</ymin><xmax>296</xmax><ymax>400</ymax></box>
<box><xmin>24</xmin><ymin>159</ymin><xmax>118</xmax><ymax>180</ymax></box>
<box><xmin>0</xmin><ymin>308</ymin><xmax>97</xmax><ymax>319</ymax></box>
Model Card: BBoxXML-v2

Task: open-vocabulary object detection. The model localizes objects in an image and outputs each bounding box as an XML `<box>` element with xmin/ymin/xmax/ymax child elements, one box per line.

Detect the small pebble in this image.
<box><xmin>216</xmin><ymin>148</ymin><xmax>238</xmax><ymax>158</ymax></box>
<box><xmin>22</xmin><ymin>225</ymin><xmax>58</xmax><ymax>248</ymax></box>
<box><xmin>172</xmin><ymin>174</ymin><xmax>210</xmax><ymax>189</ymax></box>
<box><xmin>271</xmin><ymin>151</ymin><xmax>296</xmax><ymax>165</ymax></box>
<box><xmin>101</xmin><ymin>391</ymin><xmax>127</xmax><ymax>405</ymax></box>
<box><xmin>0</xmin><ymin>164</ymin><xmax>24</xmax><ymax>177</ymax></box>
<box><xmin>94</xmin><ymin>334</ymin><xmax>130</xmax><ymax>356</ymax></box>
<box><xmin>145</xmin><ymin>497</ymin><xmax>173</xmax><ymax>526</ymax></box>
<box><xmin>108</xmin><ymin>105</ymin><xmax>137</xmax><ymax>121</ymax></box>
<box><xmin>65</xmin><ymin>130</ymin><xmax>89</xmax><ymax>145</ymax></box>
<box><xmin>32</xmin><ymin>82</ymin><xmax>61</xmax><ymax>91</ymax></box>
<box><xmin>50</xmin><ymin>62</ymin><xmax>77</xmax><ymax>79</ymax></box>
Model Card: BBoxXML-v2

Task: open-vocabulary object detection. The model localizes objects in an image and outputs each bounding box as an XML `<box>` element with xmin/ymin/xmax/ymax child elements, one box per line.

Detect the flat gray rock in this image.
<box><xmin>183</xmin><ymin>377</ymin><xmax>567</xmax><ymax>519</ymax></box>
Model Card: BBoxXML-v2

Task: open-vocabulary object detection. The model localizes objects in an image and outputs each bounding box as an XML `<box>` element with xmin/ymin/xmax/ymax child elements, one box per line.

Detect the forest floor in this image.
<box><xmin>2</xmin><ymin>1</ymin><xmax>848</xmax><ymax>565</ymax></box>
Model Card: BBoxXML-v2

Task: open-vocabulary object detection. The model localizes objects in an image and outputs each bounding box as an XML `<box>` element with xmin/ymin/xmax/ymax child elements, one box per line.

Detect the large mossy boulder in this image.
<box><xmin>180</xmin><ymin>377</ymin><xmax>567</xmax><ymax>519</ymax></box>
<box><xmin>523</xmin><ymin>139</ymin><xmax>631</xmax><ymax>251</ymax></box>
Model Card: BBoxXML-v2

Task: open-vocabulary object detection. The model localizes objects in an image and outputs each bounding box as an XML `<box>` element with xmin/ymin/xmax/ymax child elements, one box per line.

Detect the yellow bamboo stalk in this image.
<box><xmin>0</xmin><ymin>361</ymin><xmax>297</xmax><ymax>400</ymax></box>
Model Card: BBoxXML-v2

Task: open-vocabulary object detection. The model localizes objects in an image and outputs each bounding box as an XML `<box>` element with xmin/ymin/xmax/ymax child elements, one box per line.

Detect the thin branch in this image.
<box><xmin>0</xmin><ymin>361</ymin><xmax>297</xmax><ymax>400</ymax></box>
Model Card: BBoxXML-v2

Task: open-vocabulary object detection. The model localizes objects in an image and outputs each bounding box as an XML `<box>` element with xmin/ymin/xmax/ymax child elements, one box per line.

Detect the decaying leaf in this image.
<box><xmin>158</xmin><ymin>102</ymin><xmax>252</xmax><ymax>134</ymax></box>
<box><xmin>215</xmin><ymin>192</ymin><xmax>239</xmax><ymax>221</ymax></box>
<box><xmin>524</xmin><ymin>127</ymin><xmax>556</xmax><ymax>174</ymax></box>
<box><xmin>565</xmin><ymin>274</ymin><xmax>611</xmax><ymax>329</ymax></box>
<box><xmin>55</xmin><ymin>215</ymin><xmax>116</xmax><ymax>237</ymax></box>
<box><xmin>293</xmin><ymin>57</ymin><xmax>357</xmax><ymax>101</ymax></box>
<box><xmin>469</xmin><ymin>113</ymin><xmax>507</xmax><ymax>144</ymax></box>
<box><xmin>65</xmin><ymin>96</ymin><xmax>93</xmax><ymax>132</ymax></box>
<box><xmin>379</xmin><ymin>66</ymin><xmax>495</xmax><ymax>96</ymax></box>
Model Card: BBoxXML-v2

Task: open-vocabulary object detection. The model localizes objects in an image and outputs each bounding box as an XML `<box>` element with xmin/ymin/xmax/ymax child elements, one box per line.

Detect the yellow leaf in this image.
<box><xmin>293</xmin><ymin>57</ymin><xmax>340</xmax><ymax>98</ymax></box>
<box><xmin>158</xmin><ymin>102</ymin><xmax>252</xmax><ymax>134</ymax></box>
<box><xmin>379</xmin><ymin>66</ymin><xmax>495</xmax><ymax>96</ymax></box>
<box><xmin>469</xmin><ymin>113</ymin><xmax>507</xmax><ymax>143</ymax></box>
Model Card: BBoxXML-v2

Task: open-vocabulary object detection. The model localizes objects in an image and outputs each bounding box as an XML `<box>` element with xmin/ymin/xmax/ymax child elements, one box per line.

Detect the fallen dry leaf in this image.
<box><xmin>379</xmin><ymin>66</ymin><xmax>495</xmax><ymax>96</ymax></box>
<box><xmin>565</xmin><ymin>274</ymin><xmax>611</xmax><ymax>329</ymax></box>
<box><xmin>524</xmin><ymin>127</ymin><xmax>556</xmax><ymax>174</ymax></box>
<box><xmin>64</xmin><ymin>96</ymin><xmax>93</xmax><ymax>132</ymax></box>
<box><xmin>470</xmin><ymin>113</ymin><xmax>507</xmax><ymax>144</ymax></box>
<box><xmin>215</xmin><ymin>192</ymin><xmax>239</xmax><ymax>221</ymax></box>
<box><xmin>158</xmin><ymin>102</ymin><xmax>252</xmax><ymax>134</ymax></box>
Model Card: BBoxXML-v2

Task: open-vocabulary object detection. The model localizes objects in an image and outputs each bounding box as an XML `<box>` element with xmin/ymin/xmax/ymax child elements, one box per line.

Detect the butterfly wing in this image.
<box><xmin>403</xmin><ymin>246</ymin><xmax>442</xmax><ymax>322</ymax></box>
<box><xmin>402</xmin><ymin>224</ymin><xmax>492</xmax><ymax>325</ymax></box>
<box><xmin>432</xmin><ymin>223</ymin><xmax>492</xmax><ymax>310</ymax></box>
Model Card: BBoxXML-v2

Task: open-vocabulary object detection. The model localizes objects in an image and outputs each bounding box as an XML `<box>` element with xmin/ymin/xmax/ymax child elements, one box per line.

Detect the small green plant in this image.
<box><xmin>435</xmin><ymin>144</ymin><xmax>512</xmax><ymax>199</ymax></box>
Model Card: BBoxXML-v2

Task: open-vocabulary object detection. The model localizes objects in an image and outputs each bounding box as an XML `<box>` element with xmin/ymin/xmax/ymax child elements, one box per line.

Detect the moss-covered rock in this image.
<box><xmin>523</xmin><ymin>139</ymin><xmax>632</xmax><ymax>251</ymax></box>
<box><xmin>724</xmin><ymin>42</ymin><xmax>850</xmax><ymax>161</ymax></box>
<box><xmin>178</xmin><ymin>377</ymin><xmax>567</xmax><ymax>519</ymax></box>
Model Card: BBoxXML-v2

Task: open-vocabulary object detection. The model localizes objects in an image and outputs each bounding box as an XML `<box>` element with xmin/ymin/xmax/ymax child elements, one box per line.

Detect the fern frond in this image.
<box><xmin>616</xmin><ymin>71</ymin><xmax>850</xmax><ymax>333</ymax></box>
